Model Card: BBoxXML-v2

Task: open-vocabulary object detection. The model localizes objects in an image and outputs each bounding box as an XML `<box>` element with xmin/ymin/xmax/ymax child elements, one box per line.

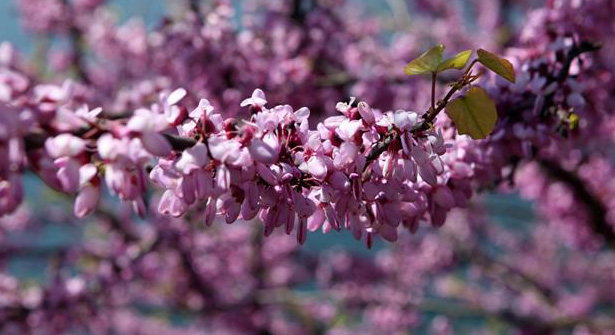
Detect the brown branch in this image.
<box><xmin>364</xmin><ymin>130</ymin><xmax>397</xmax><ymax>163</ymax></box>
<box><xmin>412</xmin><ymin>81</ymin><xmax>462</xmax><ymax>132</ymax></box>
<box><xmin>189</xmin><ymin>0</ymin><xmax>200</xmax><ymax>14</ymax></box>
<box><xmin>163</xmin><ymin>133</ymin><xmax>197</xmax><ymax>151</ymax></box>
<box><xmin>363</xmin><ymin>81</ymin><xmax>462</xmax><ymax>169</ymax></box>
<box><xmin>363</xmin><ymin>60</ymin><xmax>484</xmax><ymax>168</ymax></box>
<box><xmin>69</xmin><ymin>26</ymin><xmax>91</xmax><ymax>85</ymax></box>
<box><xmin>60</xmin><ymin>0</ymin><xmax>91</xmax><ymax>84</ymax></box>
<box><xmin>24</xmin><ymin>131</ymin><xmax>48</xmax><ymax>151</ymax></box>
<box><xmin>556</xmin><ymin>41</ymin><xmax>601</xmax><ymax>83</ymax></box>
<box><xmin>537</xmin><ymin>41</ymin><xmax>601</xmax><ymax>119</ymax></box>
<box><xmin>538</xmin><ymin>159</ymin><xmax>615</xmax><ymax>248</ymax></box>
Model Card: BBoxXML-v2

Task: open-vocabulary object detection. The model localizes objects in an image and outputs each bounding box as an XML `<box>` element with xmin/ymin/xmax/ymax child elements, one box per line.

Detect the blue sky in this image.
<box><xmin>0</xmin><ymin>0</ymin><xmax>167</xmax><ymax>51</ymax></box>
<box><xmin>1</xmin><ymin>0</ymin><xmax>394</xmax><ymax>52</ymax></box>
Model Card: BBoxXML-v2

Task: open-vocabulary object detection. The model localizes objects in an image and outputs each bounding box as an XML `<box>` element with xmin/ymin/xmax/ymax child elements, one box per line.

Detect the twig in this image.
<box><xmin>363</xmin><ymin>80</ymin><xmax>462</xmax><ymax>169</ymax></box>
<box><xmin>431</xmin><ymin>72</ymin><xmax>437</xmax><ymax>112</ymax></box>
<box><xmin>163</xmin><ymin>133</ymin><xmax>197</xmax><ymax>151</ymax></box>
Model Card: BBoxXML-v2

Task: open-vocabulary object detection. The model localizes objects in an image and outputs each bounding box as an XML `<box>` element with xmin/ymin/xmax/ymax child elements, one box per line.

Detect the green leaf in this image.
<box><xmin>476</xmin><ymin>49</ymin><xmax>516</xmax><ymax>83</ymax></box>
<box><xmin>436</xmin><ymin>50</ymin><xmax>472</xmax><ymax>72</ymax></box>
<box><xmin>445</xmin><ymin>87</ymin><xmax>498</xmax><ymax>139</ymax></box>
<box><xmin>404</xmin><ymin>44</ymin><xmax>445</xmax><ymax>75</ymax></box>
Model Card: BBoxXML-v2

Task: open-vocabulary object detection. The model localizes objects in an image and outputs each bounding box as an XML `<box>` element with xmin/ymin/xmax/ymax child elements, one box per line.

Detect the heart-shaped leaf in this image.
<box><xmin>445</xmin><ymin>87</ymin><xmax>498</xmax><ymax>139</ymax></box>
<box><xmin>477</xmin><ymin>49</ymin><xmax>516</xmax><ymax>83</ymax></box>
<box><xmin>437</xmin><ymin>50</ymin><xmax>472</xmax><ymax>72</ymax></box>
<box><xmin>404</xmin><ymin>44</ymin><xmax>444</xmax><ymax>75</ymax></box>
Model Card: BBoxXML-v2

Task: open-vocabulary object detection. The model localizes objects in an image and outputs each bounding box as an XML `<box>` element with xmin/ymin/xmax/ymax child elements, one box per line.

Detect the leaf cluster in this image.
<box><xmin>405</xmin><ymin>45</ymin><xmax>516</xmax><ymax>139</ymax></box>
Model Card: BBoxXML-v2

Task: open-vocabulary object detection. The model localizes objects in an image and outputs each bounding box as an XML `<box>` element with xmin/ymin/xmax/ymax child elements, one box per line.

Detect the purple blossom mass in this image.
<box><xmin>1</xmin><ymin>0</ymin><xmax>615</xmax><ymax>334</ymax></box>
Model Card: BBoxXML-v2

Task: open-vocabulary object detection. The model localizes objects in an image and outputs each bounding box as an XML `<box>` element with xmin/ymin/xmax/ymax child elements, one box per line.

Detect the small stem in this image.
<box><xmin>411</xmin><ymin>81</ymin><xmax>461</xmax><ymax>133</ymax></box>
<box><xmin>409</xmin><ymin>59</ymin><xmax>478</xmax><ymax>134</ymax></box>
<box><xmin>431</xmin><ymin>72</ymin><xmax>437</xmax><ymax>112</ymax></box>
<box><xmin>363</xmin><ymin>130</ymin><xmax>397</xmax><ymax>172</ymax></box>
<box><xmin>465</xmin><ymin>59</ymin><xmax>479</xmax><ymax>76</ymax></box>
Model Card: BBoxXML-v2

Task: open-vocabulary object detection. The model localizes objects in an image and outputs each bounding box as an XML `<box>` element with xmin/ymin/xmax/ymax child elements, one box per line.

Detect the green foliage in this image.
<box><xmin>405</xmin><ymin>45</ymin><xmax>472</xmax><ymax>75</ymax></box>
<box><xmin>445</xmin><ymin>87</ymin><xmax>498</xmax><ymax>139</ymax></box>
<box><xmin>437</xmin><ymin>50</ymin><xmax>472</xmax><ymax>72</ymax></box>
<box><xmin>477</xmin><ymin>49</ymin><xmax>516</xmax><ymax>83</ymax></box>
<box><xmin>404</xmin><ymin>44</ymin><xmax>445</xmax><ymax>75</ymax></box>
<box><xmin>403</xmin><ymin>45</ymin><xmax>515</xmax><ymax>140</ymax></box>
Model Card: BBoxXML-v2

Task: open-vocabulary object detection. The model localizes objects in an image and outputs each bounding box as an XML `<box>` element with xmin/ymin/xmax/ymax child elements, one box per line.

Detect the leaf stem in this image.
<box><xmin>411</xmin><ymin>60</ymin><xmax>478</xmax><ymax>133</ymax></box>
<box><xmin>411</xmin><ymin>81</ymin><xmax>461</xmax><ymax>133</ymax></box>
<box><xmin>431</xmin><ymin>72</ymin><xmax>437</xmax><ymax>112</ymax></box>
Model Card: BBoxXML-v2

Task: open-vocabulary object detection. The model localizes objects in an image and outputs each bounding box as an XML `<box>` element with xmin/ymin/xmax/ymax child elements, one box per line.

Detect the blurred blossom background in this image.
<box><xmin>1</xmin><ymin>0</ymin><xmax>615</xmax><ymax>335</ymax></box>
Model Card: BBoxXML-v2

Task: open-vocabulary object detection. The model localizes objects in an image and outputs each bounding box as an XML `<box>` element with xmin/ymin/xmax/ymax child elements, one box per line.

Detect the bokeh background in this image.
<box><xmin>2</xmin><ymin>1</ymin><xmax>615</xmax><ymax>335</ymax></box>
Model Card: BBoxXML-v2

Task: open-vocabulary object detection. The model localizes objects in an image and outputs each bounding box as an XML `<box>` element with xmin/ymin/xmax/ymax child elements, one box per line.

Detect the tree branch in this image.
<box><xmin>556</xmin><ymin>41</ymin><xmax>601</xmax><ymax>83</ymax></box>
<box><xmin>538</xmin><ymin>159</ymin><xmax>615</xmax><ymax>248</ymax></box>
<box><xmin>163</xmin><ymin>133</ymin><xmax>197</xmax><ymax>151</ymax></box>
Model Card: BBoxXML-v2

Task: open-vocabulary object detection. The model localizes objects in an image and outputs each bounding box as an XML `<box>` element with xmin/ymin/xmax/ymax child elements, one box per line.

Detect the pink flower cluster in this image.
<box><xmin>150</xmin><ymin>88</ymin><xmax>467</xmax><ymax>246</ymax></box>
<box><xmin>0</xmin><ymin>34</ymin><xmax>601</xmax><ymax>249</ymax></box>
